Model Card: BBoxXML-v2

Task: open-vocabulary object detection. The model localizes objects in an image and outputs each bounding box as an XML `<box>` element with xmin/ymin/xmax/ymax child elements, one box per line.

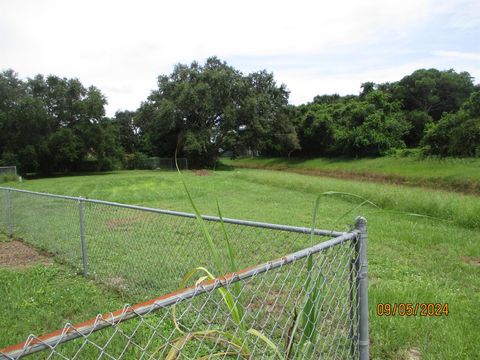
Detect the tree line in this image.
<box><xmin>1</xmin><ymin>58</ymin><xmax>479</xmax><ymax>174</ymax></box>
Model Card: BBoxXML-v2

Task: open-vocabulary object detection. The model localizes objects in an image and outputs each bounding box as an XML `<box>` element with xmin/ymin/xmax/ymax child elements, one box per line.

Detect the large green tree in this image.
<box><xmin>137</xmin><ymin>57</ymin><xmax>298</xmax><ymax>166</ymax></box>
<box><xmin>394</xmin><ymin>68</ymin><xmax>474</xmax><ymax>121</ymax></box>
<box><xmin>0</xmin><ymin>70</ymin><xmax>120</xmax><ymax>173</ymax></box>
<box><xmin>112</xmin><ymin>110</ymin><xmax>141</xmax><ymax>154</ymax></box>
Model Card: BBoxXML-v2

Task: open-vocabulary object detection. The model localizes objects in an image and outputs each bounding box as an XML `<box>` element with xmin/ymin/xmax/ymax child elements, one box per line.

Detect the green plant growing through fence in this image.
<box><xmin>153</xmin><ymin>155</ymin><xmax>383</xmax><ymax>359</ymax></box>
<box><xmin>160</xmin><ymin>164</ymin><xmax>255</xmax><ymax>358</ymax></box>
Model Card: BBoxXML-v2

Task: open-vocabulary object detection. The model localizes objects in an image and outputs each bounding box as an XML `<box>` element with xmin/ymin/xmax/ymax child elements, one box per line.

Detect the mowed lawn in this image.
<box><xmin>1</xmin><ymin>169</ymin><xmax>479</xmax><ymax>359</ymax></box>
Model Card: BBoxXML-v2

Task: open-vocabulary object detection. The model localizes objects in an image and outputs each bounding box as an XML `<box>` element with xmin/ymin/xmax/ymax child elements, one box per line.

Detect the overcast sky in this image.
<box><xmin>1</xmin><ymin>0</ymin><xmax>479</xmax><ymax>116</ymax></box>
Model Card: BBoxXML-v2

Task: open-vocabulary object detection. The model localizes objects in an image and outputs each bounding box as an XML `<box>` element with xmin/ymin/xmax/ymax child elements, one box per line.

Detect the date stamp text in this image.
<box><xmin>376</xmin><ymin>303</ymin><xmax>449</xmax><ymax>317</ymax></box>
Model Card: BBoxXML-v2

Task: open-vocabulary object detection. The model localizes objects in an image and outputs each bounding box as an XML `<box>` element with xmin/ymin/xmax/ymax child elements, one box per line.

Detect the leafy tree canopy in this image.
<box><xmin>0</xmin><ymin>70</ymin><xmax>120</xmax><ymax>173</ymax></box>
<box><xmin>422</xmin><ymin>91</ymin><xmax>480</xmax><ymax>157</ymax></box>
<box><xmin>137</xmin><ymin>57</ymin><xmax>298</xmax><ymax>166</ymax></box>
<box><xmin>394</xmin><ymin>68</ymin><xmax>474</xmax><ymax>120</ymax></box>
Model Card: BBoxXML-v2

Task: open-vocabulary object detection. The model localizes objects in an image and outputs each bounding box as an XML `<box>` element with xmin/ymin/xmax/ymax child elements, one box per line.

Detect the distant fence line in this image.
<box><xmin>0</xmin><ymin>166</ymin><xmax>17</xmax><ymax>177</ymax></box>
<box><xmin>0</xmin><ymin>187</ymin><xmax>369</xmax><ymax>359</ymax></box>
<box><xmin>127</xmin><ymin>157</ymin><xmax>188</xmax><ymax>170</ymax></box>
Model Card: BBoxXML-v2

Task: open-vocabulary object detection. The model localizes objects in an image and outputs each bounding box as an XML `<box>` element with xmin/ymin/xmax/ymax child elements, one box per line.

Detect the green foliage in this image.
<box><xmin>0</xmin><ymin>70</ymin><xmax>121</xmax><ymax>174</ymax></box>
<box><xmin>422</xmin><ymin>92</ymin><xmax>480</xmax><ymax>157</ymax></box>
<box><xmin>0</xmin><ymin>173</ymin><xmax>18</xmax><ymax>183</ymax></box>
<box><xmin>113</xmin><ymin>110</ymin><xmax>140</xmax><ymax>154</ymax></box>
<box><xmin>403</xmin><ymin>110</ymin><xmax>434</xmax><ymax>147</ymax></box>
<box><xmin>297</xmin><ymin>90</ymin><xmax>410</xmax><ymax>156</ymax></box>
<box><xmin>123</xmin><ymin>151</ymin><xmax>149</xmax><ymax>170</ymax></box>
<box><xmin>1</xmin><ymin>64</ymin><xmax>478</xmax><ymax>174</ymax></box>
<box><xmin>394</xmin><ymin>68</ymin><xmax>474</xmax><ymax>121</ymax></box>
<box><xmin>294</xmin><ymin>68</ymin><xmax>476</xmax><ymax>158</ymax></box>
<box><xmin>136</xmin><ymin>58</ymin><xmax>298</xmax><ymax>167</ymax></box>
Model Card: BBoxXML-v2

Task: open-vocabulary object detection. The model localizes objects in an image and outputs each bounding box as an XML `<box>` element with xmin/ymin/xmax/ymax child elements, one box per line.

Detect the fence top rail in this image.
<box><xmin>0</xmin><ymin>186</ymin><xmax>345</xmax><ymax>237</ymax></box>
<box><xmin>0</xmin><ymin>230</ymin><xmax>358</xmax><ymax>359</ymax></box>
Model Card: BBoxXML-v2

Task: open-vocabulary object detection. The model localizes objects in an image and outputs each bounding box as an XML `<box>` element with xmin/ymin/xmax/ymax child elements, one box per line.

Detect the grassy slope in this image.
<box><xmin>1</xmin><ymin>169</ymin><xmax>480</xmax><ymax>359</ymax></box>
<box><xmin>222</xmin><ymin>156</ymin><xmax>480</xmax><ymax>194</ymax></box>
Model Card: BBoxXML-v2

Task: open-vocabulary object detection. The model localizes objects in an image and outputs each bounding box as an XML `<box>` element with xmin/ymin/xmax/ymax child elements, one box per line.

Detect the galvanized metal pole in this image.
<box><xmin>78</xmin><ymin>199</ymin><xmax>88</xmax><ymax>276</ymax></box>
<box><xmin>349</xmin><ymin>251</ymin><xmax>355</xmax><ymax>359</ymax></box>
<box><xmin>7</xmin><ymin>189</ymin><xmax>13</xmax><ymax>237</ymax></box>
<box><xmin>355</xmin><ymin>216</ymin><xmax>369</xmax><ymax>360</ymax></box>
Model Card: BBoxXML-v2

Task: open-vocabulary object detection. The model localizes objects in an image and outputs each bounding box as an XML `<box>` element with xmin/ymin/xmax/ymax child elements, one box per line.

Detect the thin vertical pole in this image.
<box><xmin>349</xmin><ymin>249</ymin><xmax>355</xmax><ymax>359</ymax></box>
<box><xmin>7</xmin><ymin>189</ymin><xmax>13</xmax><ymax>237</ymax></box>
<box><xmin>355</xmin><ymin>216</ymin><xmax>369</xmax><ymax>360</ymax></box>
<box><xmin>78</xmin><ymin>198</ymin><xmax>88</xmax><ymax>276</ymax></box>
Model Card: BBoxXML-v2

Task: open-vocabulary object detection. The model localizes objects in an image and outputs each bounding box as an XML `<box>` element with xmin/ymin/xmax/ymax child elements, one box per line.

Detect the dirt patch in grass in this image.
<box><xmin>194</xmin><ymin>169</ymin><xmax>210</xmax><ymax>176</ymax></box>
<box><xmin>105</xmin><ymin>216</ymin><xmax>142</xmax><ymax>231</ymax></box>
<box><xmin>460</xmin><ymin>256</ymin><xmax>480</xmax><ymax>266</ymax></box>
<box><xmin>246</xmin><ymin>288</ymin><xmax>288</xmax><ymax>316</ymax></box>
<box><xmin>406</xmin><ymin>347</ymin><xmax>422</xmax><ymax>360</ymax></box>
<box><xmin>100</xmin><ymin>275</ymin><xmax>130</xmax><ymax>293</ymax></box>
<box><xmin>0</xmin><ymin>240</ymin><xmax>53</xmax><ymax>269</ymax></box>
<box><xmin>231</xmin><ymin>163</ymin><xmax>480</xmax><ymax>196</ymax></box>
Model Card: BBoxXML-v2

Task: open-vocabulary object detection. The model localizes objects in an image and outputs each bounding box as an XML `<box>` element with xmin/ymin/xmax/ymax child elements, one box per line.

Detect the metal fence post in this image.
<box><xmin>7</xmin><ymin>189</ymin><xmax>13</xmax><ymax>237</ymax></box>
<box><xmin>349</xmin><ymin>246</ymin><xmax>356</xmax><ymax>359</ymax></box>
<box><xmin>78</xmin><ymin>198</ymin><xmax>88</xmax><ymax>276</ymax></box>
<box><xmin>355</xmin><ymin>216</ymin><xmax>369</xmax><ymax>360</ymax></box>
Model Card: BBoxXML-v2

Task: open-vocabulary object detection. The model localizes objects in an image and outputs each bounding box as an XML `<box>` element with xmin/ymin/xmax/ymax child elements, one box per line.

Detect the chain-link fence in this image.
<box><xmin>0</xmin><ymin>187</ymin><xmax>369</xmax><ymax>359</ymax></box>
<box><xmin>137</xmin><ymin>157</ymin><xmax>188</xmax><ymax>170</ymax></box>
<box><xmin>0</xmin><ymin>166</ymin><xmax>17</xmax><ymax>177</ymax></box>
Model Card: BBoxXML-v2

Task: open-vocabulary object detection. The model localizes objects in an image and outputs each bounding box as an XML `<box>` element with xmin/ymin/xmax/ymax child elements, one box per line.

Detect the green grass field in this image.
<box><xmin>222</xmin><ymin>156</ymin><xmax>480</xmax><ymax>195</ymax></box>
<box><xmin>1</xmin><ymin>168</ymin><xmax>479</xmax><ymax>359</ymax></box>
<box><xmin>0</xmin><ymin>237</ymin><xmax>126</xmax><ymax>352</ymax></box>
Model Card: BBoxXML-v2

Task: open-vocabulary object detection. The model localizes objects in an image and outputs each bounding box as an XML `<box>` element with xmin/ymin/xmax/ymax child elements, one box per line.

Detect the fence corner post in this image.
<box><xmin>7</xmin><ymin>189</ymin><xmax>13</xmax><ymax>237</ymax></box>
<box><xmin>355</xmin><ymin>216</ymin><xmax>369</xmax><ymax>360</ymax></box>
<box><xmin>78</xmin><ymin>198</ymin><xmax>88</xmax><ymax>276</ymax></box>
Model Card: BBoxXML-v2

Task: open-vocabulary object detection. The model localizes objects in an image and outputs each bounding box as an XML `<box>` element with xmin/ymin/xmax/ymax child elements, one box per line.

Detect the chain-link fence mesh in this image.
<box><xmin>0</xmin><ymin>187</ymin><xmax>368</xmax><ymax>359</ymax></box>
<box><xmin>8</xmin><ymin>190</ymin><xmax>84</xmax><ymax>269</ymax></box>
<box><xmin>0</xmin><ymin>166</ymin><xmax>17</xmax><ymax>177</ymax></box>
<box><xmin>134</xmin><ymin>157</ymin><xmax>188</xmax><ymax>170</ymax></box>
<box><xmin>0</xmin><ymin>188</ymin><xmax>344</xmax><ymax>302</ymax></box>
<box><xmin>0</xmin><ymin>231</ymin><xmax>362</xmax><ymax>360</ymax></box>
<box><xmin>0</xmin><ymin>189</ymin><xmax>8</xmax><ymax>230</ymax></box>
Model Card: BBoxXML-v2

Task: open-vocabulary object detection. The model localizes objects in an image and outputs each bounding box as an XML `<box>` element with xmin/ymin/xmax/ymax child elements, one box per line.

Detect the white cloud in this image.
<box><xmin>0</xmin><ymin>0</ymin><xmax>477</xmax><ymax>114</ymax></box>
<box><xmin>434</xmin><ymin>50</ymin><xmax>480</xmax><ymax>61</ymax></box>
<box><xmin>445</xmin><ymin>0</ymin><xmax>480</xmax><ymax>29</ymax></box>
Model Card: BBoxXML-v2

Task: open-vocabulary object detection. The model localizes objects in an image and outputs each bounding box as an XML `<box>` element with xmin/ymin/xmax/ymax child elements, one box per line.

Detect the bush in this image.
<box><xmin>1</xmin><ymin>174</ymin><xmax>19</xmax><ymax>183</ymax></box>
<box><xmin>384</xmin><ymin>148</ymin><xmax>424</xmax><ymax>158</ymax></box>
<box><xmin>123</xmin><ymin>152</ymin><xmax>149</xmax><ymax>170</ymax></box>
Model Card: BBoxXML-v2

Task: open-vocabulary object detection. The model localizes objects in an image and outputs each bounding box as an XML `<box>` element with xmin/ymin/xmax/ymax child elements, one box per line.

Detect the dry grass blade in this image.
<box><xmin>160</xmin><ymin>330</ymin><xmax>246</xmax><ymax>360</ymax></box>
<box><xmin>247</xmin><ymin>329</ymin><xmax>283</xmax><ymax>359</ymax></box>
